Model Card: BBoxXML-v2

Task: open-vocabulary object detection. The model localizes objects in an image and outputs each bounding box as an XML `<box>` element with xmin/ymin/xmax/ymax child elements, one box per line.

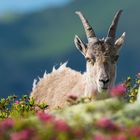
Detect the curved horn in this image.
<box><xmin>75</xmin><ymin>11</ymin><xmax>96</xmax><ymax>42</ymax></box>
<box><xmin>106</xmin><ymin>10</ymin><xmax>123</xmax><ymax>45</ymax></box>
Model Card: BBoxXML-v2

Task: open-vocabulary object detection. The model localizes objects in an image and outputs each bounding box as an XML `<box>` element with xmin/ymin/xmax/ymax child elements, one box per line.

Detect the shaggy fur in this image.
<box><xmin>31</xmin><ymin>63</ymin><xmax>85</xmax><ymax>109</ymax></box>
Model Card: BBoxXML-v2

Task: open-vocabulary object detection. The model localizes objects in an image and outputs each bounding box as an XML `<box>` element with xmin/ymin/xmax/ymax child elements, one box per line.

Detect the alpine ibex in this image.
<box><xmin>30</xmin><ymin>10</ymin><xmax>125</xmax><ymax>109</ymax></box>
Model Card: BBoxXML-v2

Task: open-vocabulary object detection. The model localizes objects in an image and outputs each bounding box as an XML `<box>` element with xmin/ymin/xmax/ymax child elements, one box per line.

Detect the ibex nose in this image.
<box><xmin>99</xmin><ymin>78</ymin><xmax>109</xmax><ymax>85</ymax></box>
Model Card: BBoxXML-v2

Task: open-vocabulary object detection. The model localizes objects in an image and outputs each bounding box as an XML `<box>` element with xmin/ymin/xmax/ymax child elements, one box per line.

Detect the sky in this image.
<box><xmin>0</xmin><ymin>0</ymin><xmax>71</xmax><ymax>14</ymax></box>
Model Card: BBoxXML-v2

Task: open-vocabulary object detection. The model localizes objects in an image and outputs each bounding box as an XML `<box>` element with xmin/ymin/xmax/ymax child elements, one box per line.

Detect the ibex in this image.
<box><xmin>30</xmin><ymin>10</ymin><xmax>125</xmax><ymax>109</ymax></box>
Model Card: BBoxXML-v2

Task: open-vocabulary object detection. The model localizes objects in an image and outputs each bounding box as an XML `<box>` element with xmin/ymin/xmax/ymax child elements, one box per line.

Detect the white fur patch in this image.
<box><xmin>32</xmin><ymin>79</ymin><xmax>38</xmax><ymax>91</ymax></box>
<box><xmin>52</xmin><ymin>66</ymin><xmax>56</xmax><ymax>72</ymax></box>
<box><xmin>32</xmin><ymin>62</ymin><xmax>69</xmax><ymax>90</ymax></box>
<box><xmin>59</xmin><ymin>62</ymin><xmax>68</xmax><ymax>70</ymax></box>
<box><xmin>43</xmin><ymin>71</ymin><xmax>47</xmax><ymax>78</ymax></box>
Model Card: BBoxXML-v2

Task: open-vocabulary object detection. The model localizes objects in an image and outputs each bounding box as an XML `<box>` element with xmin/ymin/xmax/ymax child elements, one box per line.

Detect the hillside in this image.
<box><xmin>0</xmin><ymin>0</ymin><xmax>140</xmax><ymax>97</ymax></box>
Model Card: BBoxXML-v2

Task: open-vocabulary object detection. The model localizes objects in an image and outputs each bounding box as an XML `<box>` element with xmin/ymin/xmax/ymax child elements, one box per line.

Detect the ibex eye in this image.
<box><xmin>112</xmin><ymin>55</ymin><xmax>119</xmax><ymax>63</ymax></box>
<box><xmin>86</xmin><ymin>58</ymin><xmax>91</xmax><ymax>62</ymax></box>
<box><xmin>114</xmin><ymin>55</ymin><xmax>119</xmax><ymax>61</ymax></box>
<box><xmin>86</xmin><ymin>57</ymin><xmax>95</xmax><ymax>64</ymax></box>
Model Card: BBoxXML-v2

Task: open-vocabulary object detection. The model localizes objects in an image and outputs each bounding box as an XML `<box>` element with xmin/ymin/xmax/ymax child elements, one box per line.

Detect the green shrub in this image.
<box><xmin>0</xmin><ymin>74</ymin><xmax>140</xmax><ymax>140</ymax></box>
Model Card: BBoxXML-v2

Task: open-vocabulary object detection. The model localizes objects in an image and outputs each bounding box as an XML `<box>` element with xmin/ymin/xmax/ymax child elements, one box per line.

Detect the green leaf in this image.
<box><xmin>1</xmin><ymin>98</ymin><xmax>5</xmax><ymax>104</ymax></box>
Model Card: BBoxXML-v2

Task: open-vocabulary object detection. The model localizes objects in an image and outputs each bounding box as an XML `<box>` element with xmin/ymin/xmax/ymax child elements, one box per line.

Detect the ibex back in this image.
<box><xmin>30</xmin><ymin>10</ymin><xmax>125</xmax><ymax>109</ymax></box>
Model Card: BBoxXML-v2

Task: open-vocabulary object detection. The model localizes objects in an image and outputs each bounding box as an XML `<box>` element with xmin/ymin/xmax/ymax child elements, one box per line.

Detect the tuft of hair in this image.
<box><xmin>30</xmin><ymin>62</ymin><xmax>85</xmax><ymax>110</ymax></box>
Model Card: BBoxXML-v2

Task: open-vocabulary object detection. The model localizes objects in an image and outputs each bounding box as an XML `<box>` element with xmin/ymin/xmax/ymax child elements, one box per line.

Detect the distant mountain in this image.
<box><xmin>0</xmin><ymin>0</ymin><xmax>139</xmax><ymax>97</ymax></box>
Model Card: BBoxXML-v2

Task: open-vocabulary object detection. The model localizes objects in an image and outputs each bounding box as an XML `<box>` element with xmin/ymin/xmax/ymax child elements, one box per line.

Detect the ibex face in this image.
<box><xmin>74</xmin><ymin>10</ymin><xmax>125</xmax><ymax>93</ymax></box>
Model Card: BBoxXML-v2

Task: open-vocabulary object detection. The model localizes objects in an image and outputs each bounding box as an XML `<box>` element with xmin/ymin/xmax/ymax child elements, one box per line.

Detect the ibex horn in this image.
<box><xmin>105</xmin><ymin>10</ymin><xmax>123</xmax><ymax>45</ymax></box>
<box><xmin>75</xmin><ymin>11</ymin><xmax>96</xmax><ymax>42</ymax></box>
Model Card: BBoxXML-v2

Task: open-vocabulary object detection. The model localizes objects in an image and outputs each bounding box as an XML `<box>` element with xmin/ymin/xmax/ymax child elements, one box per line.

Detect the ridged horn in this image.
<box><xmin>75</xmin><ymin>11</ymin><xmax>96</xmax><ymax>42</ymax></box>
<box><xmin>105</xmin><ymin>10</ymin><xmax>123</xmax><ymax>45</ymax></box>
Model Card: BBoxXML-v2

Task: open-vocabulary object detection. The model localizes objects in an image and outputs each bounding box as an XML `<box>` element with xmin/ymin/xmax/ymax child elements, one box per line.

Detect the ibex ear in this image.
<box><xmin>114</xmin><ymin>32</ymin><xmax>126</xmax><ymax>51</ymax></box>
<box><xmin>74</xmin><ymin>35</ymin><xmax>87</xmax><ymax>56</ymax></box>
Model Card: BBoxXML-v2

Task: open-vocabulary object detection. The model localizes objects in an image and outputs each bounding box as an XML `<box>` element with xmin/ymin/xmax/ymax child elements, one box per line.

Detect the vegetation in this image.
<box><xmin>0</xmin><ymin>74</ymin><xmax>140</xmax><ymax>140</ymax></box>
<box><xmin>0</xmin><ymin>0</ymin><xmax>140</xmax><ymax>97</ymax></box>
<box><xmin>0</xmin><ymin>1</ymin><xmax>139</xmax><ymax>139</ymax></box>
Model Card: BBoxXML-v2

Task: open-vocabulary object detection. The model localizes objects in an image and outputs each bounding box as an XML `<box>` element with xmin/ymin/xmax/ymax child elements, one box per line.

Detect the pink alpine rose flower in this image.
<box><xmin>96</xmin><ymin>117</ymin><xmax>119</xmax><ymax>130</ymax></box>
<box><xmin>111</xmin><ymin>84</ymin><xmax>126</xmax><ymax>97</ymax></box>
<box><xmin>137</xmin><ymin>72</ymin><xmax>140</xmax><ymax>78</ymax></box>
<box><xmin>11</xmin><ymin>128</ymin><xmax>34</xmax><ymax>140</ymax></box>
<box><xmin>130</xmin><ymin>126</ymin><xmax>140</xmax><ymax>137</ymax></box>
<box><xmin>0</xmin><ymin>118</ymin><xmax>14</xmax><ymax>129</ymax></box>
<box><xmin>93</xmin><ymin>133</ymin><xmax>106</xmax><ymax>140</ymax></box>
<box><xmin>68</xmin><ymin>95</ymin><xmax>78</xmax><ymax>101</ymax></box>
<box><xmin>37</xmin><ymin>112</ymin><xmax>55</xmax><ymax>122</ymax></box>
<box><xmin>54</xmin><ymin>119</ymin><xmax>70</xmax><ymax>132</ymax></box>
<box><xmin>15</xmin><ymin>100</ymin><xmax>20</xmax><ymax>105</ymax></box>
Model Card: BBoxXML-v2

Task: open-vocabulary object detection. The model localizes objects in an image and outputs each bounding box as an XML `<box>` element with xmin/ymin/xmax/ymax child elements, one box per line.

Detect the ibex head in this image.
<box><xmin>74</xmin><ymin>10</ymin><xmax>125</xmax><ymax>93</ymax></box>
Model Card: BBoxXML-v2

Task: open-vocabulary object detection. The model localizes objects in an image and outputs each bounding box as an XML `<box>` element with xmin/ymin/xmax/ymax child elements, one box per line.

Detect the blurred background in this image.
<box><xmin>0</xmin><ymin>0</ymin><xmax>139</xmax><ymax>98</ymax></box>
